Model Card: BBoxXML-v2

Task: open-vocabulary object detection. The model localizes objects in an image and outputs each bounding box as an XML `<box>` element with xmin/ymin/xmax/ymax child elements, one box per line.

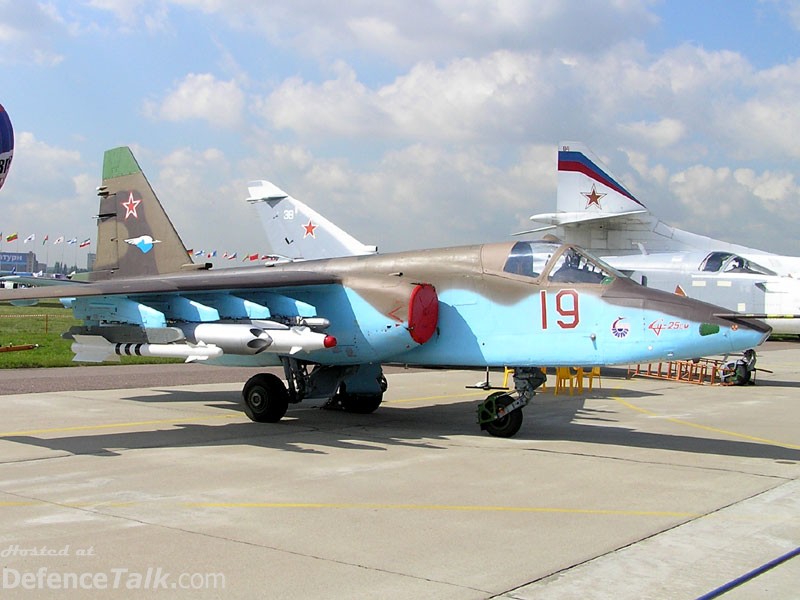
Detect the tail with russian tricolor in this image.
<box><xmin>525</xmin><ymin>142</ymin><xmax>649</xmax><ymax>234</ymax></box>
<box><xmin>91</xmin><ymin>147</ymin><xmax>200</xmax><ymax>281</ymax></box>
<box><xmin>247</xmin><ymin>180</ymin><xmax>377</xmax><ymax>261</ymax></box>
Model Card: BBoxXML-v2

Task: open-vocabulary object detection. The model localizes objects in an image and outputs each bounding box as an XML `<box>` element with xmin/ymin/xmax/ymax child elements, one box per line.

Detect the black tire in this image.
<box><xmin>340</xmin><ymin>393</ymin><xmax>383</xmax><ymax>414</ymax></box>
<box><xmin>242</xmin><ymin>373</ymin><xmax>289</xmax><ymax>423</ymax></box>
<box><xmin>484</xmin><ymin>399</ymin><xmax>524</xmax><ymax>438</ymax></box>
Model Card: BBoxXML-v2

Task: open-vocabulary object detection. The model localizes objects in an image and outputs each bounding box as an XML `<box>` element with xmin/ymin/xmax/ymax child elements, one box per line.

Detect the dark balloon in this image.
<box><xmin>0</xmin><ymin>103</ymin><xmax>13</xmax><ymax>191</ymax></box>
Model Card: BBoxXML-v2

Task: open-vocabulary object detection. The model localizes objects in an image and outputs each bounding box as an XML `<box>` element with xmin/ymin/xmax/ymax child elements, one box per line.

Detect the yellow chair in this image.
<box><xmin>585</xmin><ymin>366</ymin><xmax>602</xmax><ymax>391</ymax></box>
<box><xmin>555</xmin><ymin>367</ymin><xmax>580</xmax><ymax>395</ymax></box>
<box><xmin>502</xmin><ymin>367</ymin><xmax>513</xmax><ymax>388</ymax></box>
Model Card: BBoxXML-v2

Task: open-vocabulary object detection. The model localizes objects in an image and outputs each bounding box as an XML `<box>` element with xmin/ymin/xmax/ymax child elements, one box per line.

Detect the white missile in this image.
<box><xmin>179</xmin><ymin>323</ymin><xmax>337</xmax><ymax>355</ymax></box>
<box><xmin>181</xmin><ymin>323</ymin><xmax>274</xmax><ymax>355</ymax></box>
<box><xmin>71</xmin><ymin>334</ymin><xmax>223</xmax><ymax>363</ymax></box>
<box><xmin>261</xmin><ymin>326</ymin><xmax>337</xmax><ymax>354</ymax></box>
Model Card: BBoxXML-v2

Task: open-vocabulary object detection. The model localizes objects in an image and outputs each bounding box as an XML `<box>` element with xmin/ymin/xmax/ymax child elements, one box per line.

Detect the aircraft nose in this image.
<box><xmin>714</xmin><ymin>313</ymin><xmax>772</xmax><ymax>350</ymax></box>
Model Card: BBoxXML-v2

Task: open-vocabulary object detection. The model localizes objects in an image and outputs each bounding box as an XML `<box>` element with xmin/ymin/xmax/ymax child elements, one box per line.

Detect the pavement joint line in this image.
<box><xmin>611</xmin><ymin>395</ymin><xmax>800</xmax><ymax>450</ymax></box>
<box><xmin>182</xmin><ymin>501</ymin><xmax>700</xmax><ymax>517</ymax></box>
<box><xmin>0</xmin><ymin>497</ymin><xmax>700</xmax><ymax>518</ymax></box>
<box><xmin>0</xmin><ymin>494</ymin><xmax>494</xmax><ymax>595</ymax></box>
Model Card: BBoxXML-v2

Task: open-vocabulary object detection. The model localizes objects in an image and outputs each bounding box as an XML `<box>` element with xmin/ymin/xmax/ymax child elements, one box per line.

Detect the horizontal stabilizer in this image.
<box><xmin>528</xmin><ymin>209</ymin><xmax>648</xmax><ymax>228</ymax></box>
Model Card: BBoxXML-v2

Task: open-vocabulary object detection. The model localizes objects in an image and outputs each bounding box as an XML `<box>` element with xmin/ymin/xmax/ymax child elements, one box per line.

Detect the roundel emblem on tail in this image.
<box><xmin>125</xmin><ymin>235</ymin><xmax>161</xmax><ymax>254</ymax></box>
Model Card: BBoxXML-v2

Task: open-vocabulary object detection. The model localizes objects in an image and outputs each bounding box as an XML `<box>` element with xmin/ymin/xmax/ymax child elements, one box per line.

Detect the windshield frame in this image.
<box><xmin>498</xmin><ymin>241</ymin><xmax>621</xmax><ymax>285</ymax></box>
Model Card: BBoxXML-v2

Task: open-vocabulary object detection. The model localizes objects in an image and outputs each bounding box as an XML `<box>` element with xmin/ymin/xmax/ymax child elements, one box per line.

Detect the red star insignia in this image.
<box><xmin>303</xmin><ymin>220</ymin><xmax>317</xmax><ymax>238</ymax></box>
<box><xmin>122</xmin><ymin>192</ymin><xmax>141</xmax><ymax>219</ymax></box>
<box><xmin>582</xmin><ymin>184</ymin><xmax>606</xmax><ymax>209</ymax></box>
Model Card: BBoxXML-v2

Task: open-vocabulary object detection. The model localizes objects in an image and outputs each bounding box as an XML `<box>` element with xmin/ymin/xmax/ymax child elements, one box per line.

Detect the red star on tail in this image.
<box><xmin>582</xmin><ymin>184</ymin><xmax>606</xmax><ymax>209</ymax></box>
<box><xmin>303</xmin><ymin>220</ymin><xmax>317</xmax><ymax>238</ymax></box>
<box><xmin>122</xmin><ymin>192</ymin><xmax>141</xmax><ymax>219</ymax></box>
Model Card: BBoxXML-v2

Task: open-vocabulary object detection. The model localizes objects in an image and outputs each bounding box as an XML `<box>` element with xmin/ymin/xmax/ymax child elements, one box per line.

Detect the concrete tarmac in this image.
<box><xmin>0</xmin><ymin>341</ymin><xmax>798</xmax><ymax>599</ymax></box>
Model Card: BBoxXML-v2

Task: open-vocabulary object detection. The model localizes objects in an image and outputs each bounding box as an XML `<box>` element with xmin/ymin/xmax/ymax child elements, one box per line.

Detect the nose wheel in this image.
<box><xmin>476</xmin><ymin>367</ymin><xmax>546</xmax><ymax>438</ymax></box>
<box><xmin>478</xmin><ymin>392</ymin><xmax>524</xmax><ymax>437</ymax></box>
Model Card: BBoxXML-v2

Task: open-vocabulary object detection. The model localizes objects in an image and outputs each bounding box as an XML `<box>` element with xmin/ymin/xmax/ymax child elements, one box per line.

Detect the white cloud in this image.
<box><xmin>0</xmin><ymin>1</ymin><xmax>65</xmax><ymax>66</ymax></box>
<box><xmin>146</xmin><ymin>73</ymin><xmax>246</xmax><ymax>128</ymax></box>
<box><xmin>260</xmin><ymin>51</ymin><xmax>551</xmax><ymax>143</ymax></box>
<box><xmin>666</xmin><ymin>163</ymin><xmax>800</xmax><ymax>247</ymax></box>
<box><xmin>0</xmin><ymin>133</ymin><xmax>95</xmax><ymax>249</ymax></box>
<box><xmin>164</xmin><ymin>0</ymin><xmax>658</xmax><ymax>64</ymax></box>
<box><xmin>619</xmin><ymin>118</ymin><xmax>686</xmax><ymax>148</ymax></box>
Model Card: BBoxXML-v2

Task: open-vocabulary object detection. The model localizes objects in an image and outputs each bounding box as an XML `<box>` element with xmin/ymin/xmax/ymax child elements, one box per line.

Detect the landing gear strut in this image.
<box><xmin>476</xmin><ymin>368</ymin><xmax>546</xmax><ymax>438</ymax></box>
<box><xmin>241</xmin><ymin>360</ymin><xmax>387</xmax><ymax>423</ymax></box>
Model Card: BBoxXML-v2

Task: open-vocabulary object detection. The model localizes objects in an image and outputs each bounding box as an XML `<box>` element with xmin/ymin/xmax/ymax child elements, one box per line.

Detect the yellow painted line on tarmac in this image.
<box><xmin>184</xmin><ymin>500</ymin><xmax>698</xmax><ymax>518</ymax></box>
<box><xmin>384</xmin><ymin>391</ymin><xmax>486</xmax><ymax>405</ymax></box>
<box><xmin>0</xmin><ymin>389</ymin><xmax>482</xmax><ymax>437</ymax></box>
<box><xmin>612</xmin><ymin>396</ymin><xmax>800</xmax><ymax>450</ymax></box>
<box><xmin>0</xmin><ymin>414</ymin><xmax>241</xmax><ymax>438</ymax></box>
<box><xmin>0</xmin><ymin>498</ymin><xmax>698</xmax><ymax>518</ymax></box>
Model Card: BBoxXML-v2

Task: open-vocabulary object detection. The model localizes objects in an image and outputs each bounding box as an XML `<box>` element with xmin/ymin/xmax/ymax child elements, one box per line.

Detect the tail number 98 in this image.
<box><xmin>540</xmin><ymin>290</ymin><xmax>579</xmax><ymax>329</ymax></box>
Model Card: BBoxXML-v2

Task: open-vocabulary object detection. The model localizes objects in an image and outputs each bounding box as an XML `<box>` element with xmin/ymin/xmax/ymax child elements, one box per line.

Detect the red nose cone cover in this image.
<box><xmin>408</xmin><ymin>283</ymin><xmax>438</xmax><ymax>344</ymax></box>
<box><xmin>323</xmin><ymin>335</ymin><xmax>337</xmax><ymax>348</ymax></box>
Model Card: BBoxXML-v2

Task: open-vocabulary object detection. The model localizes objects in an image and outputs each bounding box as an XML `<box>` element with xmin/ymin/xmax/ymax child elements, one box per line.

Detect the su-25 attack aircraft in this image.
<box><xmin>0</xmin><ymin>147</ymin><xmax>770</xmax><ymax>437</ymax></box>
<box><xmin>522</xmin><ymin>142</ymin><xmax>800</xmax><ymax>336</ymax></box>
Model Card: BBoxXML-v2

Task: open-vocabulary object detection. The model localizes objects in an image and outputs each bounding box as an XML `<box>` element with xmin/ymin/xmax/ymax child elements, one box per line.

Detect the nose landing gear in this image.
<box><xmin>476</xmin><ymin>367</ymin><xmax>547</xmax><ymax>438</ymax></box>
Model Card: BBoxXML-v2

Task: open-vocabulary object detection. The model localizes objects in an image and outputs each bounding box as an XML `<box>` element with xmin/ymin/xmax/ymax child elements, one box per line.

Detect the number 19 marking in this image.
<box><xmin>540</xmin><ymin>290</ymin><xmax>580</xmax><ymax>329</ymax></box>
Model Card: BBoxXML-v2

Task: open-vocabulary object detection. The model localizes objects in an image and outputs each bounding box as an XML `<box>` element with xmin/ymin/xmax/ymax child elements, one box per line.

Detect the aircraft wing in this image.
<box><xmin>0</xmin><ymin>275</ymin><xmax>88</xmax><ymax>288</ymax></box>
<box><xmin>0</xmin><ymin>268</ymin><xmax>340</xmax><ymax>302</ymax></box>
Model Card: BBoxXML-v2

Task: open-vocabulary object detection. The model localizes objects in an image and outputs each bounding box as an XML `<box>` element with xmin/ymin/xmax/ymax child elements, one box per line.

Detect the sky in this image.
<box><xmin>1</xmin><ymin>0</ymin><xmax>800</xmax><ymax>269</ymax></box>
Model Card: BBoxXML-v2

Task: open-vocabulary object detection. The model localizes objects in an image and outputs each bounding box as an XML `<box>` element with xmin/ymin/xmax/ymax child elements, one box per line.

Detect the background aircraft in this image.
<box><xmin>249</xmin><ymin>175</ymin><xmax>800</xmax><ymax>336</ymax></box>
<box><xmin>526</xmin><ymin>142</ymin><xmax>800</xmax><ymax>278</ymax></box>
<box><xmin>0</xmin><ymin>147</ymin><xmax>770</xmax><ymax>437</ymax></box>
<box><xmin>521</xmin><ymin>142</ymin><xmax>800</xmax><ymax>336</ymax></box>
<box><xmin>247</xmin><ymin>180</ymin><xmax>377</xmax><ymax>261</ymax></box>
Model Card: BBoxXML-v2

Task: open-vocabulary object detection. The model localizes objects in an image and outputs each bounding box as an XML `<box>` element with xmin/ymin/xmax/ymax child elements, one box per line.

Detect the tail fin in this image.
<box><xmin>525</xmin><ymin>141</ymin><xmax>649</xmax><ymax>232</ymax></box>
<box><xmin>247</xmin><ymin>180</ymin><xmax>377</xmax><ymax>261</ymax></box>
<box><xmin>556</xmin><ymin>141</ymin><xmax>647</xmax><ymax>215</ymax></box>
<box><xmin>92</xmin><ymin>147</ymin><xmax>197</xmax><ymax>280</ymax></box>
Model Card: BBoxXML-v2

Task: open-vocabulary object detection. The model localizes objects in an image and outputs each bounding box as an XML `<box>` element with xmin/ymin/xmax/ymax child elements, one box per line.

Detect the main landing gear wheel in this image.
<box><xmin>327</xmin><ymin>383</ymin><xmax>384</xmax><ymax>414</ymax></box>
<box><xmin>480</xmin><ymin>391</ymin><xmax>524</xmax><ymax>438</ymax></box>
<box><xmin>242</xmin><ymin>373</ymin><xmax>289</xmax><ymax>422</ymax></box>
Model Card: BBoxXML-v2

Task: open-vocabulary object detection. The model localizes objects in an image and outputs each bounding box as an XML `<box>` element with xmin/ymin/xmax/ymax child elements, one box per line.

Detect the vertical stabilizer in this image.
<box><xmin>247</xmin><ymin>180</ymin><xmax>377</xmax><ymax>261</ymax></box>
<box><xmin>557</xmin><ymin>141</ymin><xmax>648</xmax><ymax>216</ymax></box>
<box><xmin>92</xmin><ymin>147</ymin><xmax>193</xmax><ymax>280</ymax></box>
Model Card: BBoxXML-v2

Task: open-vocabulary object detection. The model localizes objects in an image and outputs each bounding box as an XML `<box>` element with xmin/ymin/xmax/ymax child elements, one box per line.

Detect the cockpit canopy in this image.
<box><xmin>502</xmin><ymin>241</ymin><xmax>618</xmax><ymax>284</ymax></box>
<box><xmin>699</xmin><ymin>252</ymin><xmax>776</xmax><ymax>276</ymax></box>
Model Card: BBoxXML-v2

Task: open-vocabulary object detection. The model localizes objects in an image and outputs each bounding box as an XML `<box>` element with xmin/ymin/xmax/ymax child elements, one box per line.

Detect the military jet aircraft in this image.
<box><xmin>246</xmin><ymin>180</ymin><xmax>377</xmax><ymax>261</ymax></box>
<box><xmin>526</xmin><ymin>141</ymin><xmax>800</xmax><ymax>277</ymax></box>
<box><xmin>521</xmin><ymin>142</ymin><xmax>800</xmax><ymax>335</ymax></box>
<box><xmin>0</xmin><ymin>147</ymin><xmax>771</xmax><ymax>437</ymax></box>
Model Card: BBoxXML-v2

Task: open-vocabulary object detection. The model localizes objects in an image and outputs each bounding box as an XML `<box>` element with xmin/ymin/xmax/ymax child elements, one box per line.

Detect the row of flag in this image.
<box><xmin>187</xmin><ymin>250</ymin><xmax>281</xmax><ymax>262</ymax></box>
<box><xmin>1</xmin><ymin>233</ymin><xmax>91</xmax><ymax>248</ymax></box>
